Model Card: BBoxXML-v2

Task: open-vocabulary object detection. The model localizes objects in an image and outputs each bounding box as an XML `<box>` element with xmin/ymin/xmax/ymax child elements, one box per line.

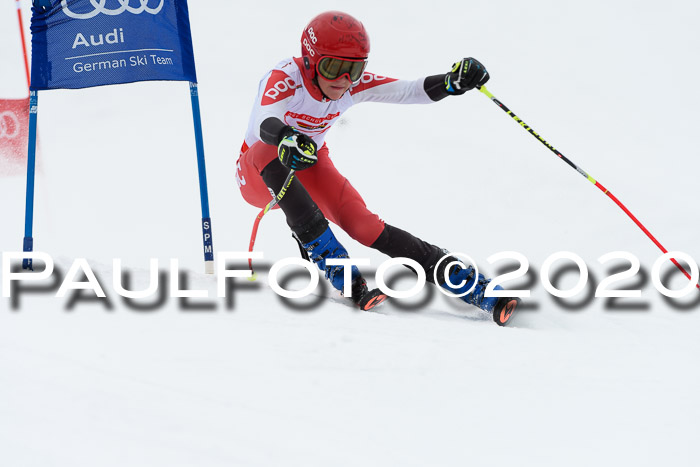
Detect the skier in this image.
<box><xmin>236</xmin><ymin>10</ymin><xmax>520</xmax><ymax>325</ymax></box>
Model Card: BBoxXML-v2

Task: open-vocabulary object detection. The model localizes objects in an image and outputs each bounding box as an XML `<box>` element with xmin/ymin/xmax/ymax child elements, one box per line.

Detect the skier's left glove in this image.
<box><xmin>278</xmin><ymin>129</ymin><xmax>318</xmax><ymax>171</ymax></box>
<box><xmin>445</xmin><ymin>57</ymin><xmax>490</xmax><ymax>95</ymax></box>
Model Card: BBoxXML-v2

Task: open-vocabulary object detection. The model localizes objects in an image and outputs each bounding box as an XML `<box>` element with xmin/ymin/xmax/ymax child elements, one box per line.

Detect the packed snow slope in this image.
<box><xmin>1</xmin><ymin>1</ymin><xmax>699</xmax><ymax>466</ymax></box>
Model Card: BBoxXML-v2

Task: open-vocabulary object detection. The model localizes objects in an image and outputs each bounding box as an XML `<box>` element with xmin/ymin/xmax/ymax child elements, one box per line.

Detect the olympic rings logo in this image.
<box><xmin>61</xmin><ymin>0</ymin><xmax>164</xmax><ymax>20</ymax></box>
<box><xmin>0</xmin><ymin>111</ymin><xmax>20</xmax><ymax>140</ymax></box>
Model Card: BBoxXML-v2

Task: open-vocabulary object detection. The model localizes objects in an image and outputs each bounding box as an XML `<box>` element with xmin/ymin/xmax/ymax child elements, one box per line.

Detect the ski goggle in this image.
<box><xmin>316</xmin><ymin>56</ymin><xmax>368</xmax><ymax>82</ymax></box>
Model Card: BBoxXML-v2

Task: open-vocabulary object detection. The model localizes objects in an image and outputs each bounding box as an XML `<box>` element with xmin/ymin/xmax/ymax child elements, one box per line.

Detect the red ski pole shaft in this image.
<box><xmin>16</xmin><ymin>0</ymin><xmax>31</xmax><ymax>91</ymax></box>
<box><xmin>247</xmin><ymin>169</ymin><xmax>296</xmax><ymax>279</ymax></box>
<box><xmin>478</xmin><ymin>85</ymin><xmax>699</xmax><ymax>289</ymax></box>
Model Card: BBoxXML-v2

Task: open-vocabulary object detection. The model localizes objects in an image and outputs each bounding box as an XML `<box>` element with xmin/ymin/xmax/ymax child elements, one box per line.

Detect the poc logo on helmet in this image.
<box><xmin>302</xmin><ymin>38</ymin><xmax>315</xmax><ymax>57</ymax></box>
<box><xmin>61</xmin><ymin>0</ymin><xmax>165</xmax><ymax>20</ymax></box>
<box><xmin>307</xmin><ymin>27</ymin><xmax>318</xmax><ymax>44</ymax></box>
<box><xmin>265</xmin><ymin>77</ymin><xmax>297</xmax><ymax>100</ymax></box>
<box><xmin>303</xmin><ymin>26</ymin><xmax>318</xmax><ymax>56</ymax></box>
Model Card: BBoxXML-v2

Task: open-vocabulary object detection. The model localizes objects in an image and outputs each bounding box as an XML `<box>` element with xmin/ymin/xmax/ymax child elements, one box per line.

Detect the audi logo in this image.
<box><xmin>61</xmin><ymin>0</ymin><xmax>164</xmax><ymax>20</ymax></box>
<box><xmin>0</xmin><ymin>111</ymin><xmax>20</xmax><ymax>140</ymax></box>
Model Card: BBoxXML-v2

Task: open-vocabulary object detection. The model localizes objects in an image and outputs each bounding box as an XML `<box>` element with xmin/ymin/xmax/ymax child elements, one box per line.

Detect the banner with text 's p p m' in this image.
<box><xmin>30</xmin><ymin>0</ymin><xmax>197</xmax><ymax>90</ymax></box>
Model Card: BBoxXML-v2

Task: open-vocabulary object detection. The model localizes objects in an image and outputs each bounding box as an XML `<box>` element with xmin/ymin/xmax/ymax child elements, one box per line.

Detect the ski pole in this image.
<box><xmin>16</xmin><ymin>0</ymin><xmax>31</xmax><ymax>91</ymax></box>
<box><xmin>247</xmin><ymin>169</ymin><xmax>296</xmax><ymax>280</ymax></box>
<box><xmin>477</xmin><ymin>85</ymin><xmax>699</xmax><ymax>289</ymax></box>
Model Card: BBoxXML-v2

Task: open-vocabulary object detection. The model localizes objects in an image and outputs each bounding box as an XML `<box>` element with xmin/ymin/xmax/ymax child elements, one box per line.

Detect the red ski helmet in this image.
<box><xmin>300</xmin><ymin>11</ymin><xmax>371</xmax><ymax>80</ymax></box>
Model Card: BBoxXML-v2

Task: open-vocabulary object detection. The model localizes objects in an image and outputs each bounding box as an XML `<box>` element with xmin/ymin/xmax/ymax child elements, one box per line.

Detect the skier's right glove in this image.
<box><xmin>277</xmin><ymin>129</ymin><xmax>318</xmax><ymax>171</ymax></box>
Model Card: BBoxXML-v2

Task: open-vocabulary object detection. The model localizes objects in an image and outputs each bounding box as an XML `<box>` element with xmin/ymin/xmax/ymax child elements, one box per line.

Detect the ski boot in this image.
<box><xmin>439</xmin><ymin>258</ymin><xmax>520</xmax><ymax>326</ymax></box>
<box><xmin>300</xmin><ymin>226</ymin><xmax>387</xmax><ymax>311</ymax></box>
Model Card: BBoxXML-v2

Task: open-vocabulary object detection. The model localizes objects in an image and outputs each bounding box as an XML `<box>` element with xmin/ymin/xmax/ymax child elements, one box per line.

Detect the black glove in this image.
<box><xmin>277</xmin><ymin>128</ymin><xmax>318</xmax><ymax>171</ymax></box>
<box><xmin>445</xmin><ymin>57</ymin><xmax>490</xmax><ymax>95</ymax></box>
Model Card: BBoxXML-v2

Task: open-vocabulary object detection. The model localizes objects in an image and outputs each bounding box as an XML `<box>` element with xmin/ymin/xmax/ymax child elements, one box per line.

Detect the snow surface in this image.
<box><xmin>1</xmin><ymin>1</ymin><xmax>699</xmax><ymax>466</ymax></box>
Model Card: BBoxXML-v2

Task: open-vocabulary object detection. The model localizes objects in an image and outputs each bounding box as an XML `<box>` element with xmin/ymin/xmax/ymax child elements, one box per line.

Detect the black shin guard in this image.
<box><xmin>370</xmin><ymin>224</ymin><xmax>450</xmax><ymax>285</ymax></box>
<box><xmin>292</xmin><ymin>210</ymin><xmax>328</xmax><ymax>244</ymax></box>
<box><xmin>261</xmin><ymin>158</ymin><xmax>327</xmax><ymax>242</ymax></box>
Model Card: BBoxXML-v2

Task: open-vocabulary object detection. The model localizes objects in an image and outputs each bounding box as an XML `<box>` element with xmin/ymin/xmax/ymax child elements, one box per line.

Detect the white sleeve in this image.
<box><xmin>253</xmin><ymin>101</ymin><xmax>288</xmax><ymax>142</ymax></box>
<box><xmin>350</xmin><ymin>73</ymin><xmax>433</xmax><ymax>105</ymax></box>
<box><xmin>250</xmin><ymin>69</ymin><xmax>299</xmax><ymax>141</ymax></box>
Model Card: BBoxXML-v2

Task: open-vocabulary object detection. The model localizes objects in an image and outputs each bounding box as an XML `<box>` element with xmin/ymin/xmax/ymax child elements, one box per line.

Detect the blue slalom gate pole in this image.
<box><xmin>189</xmin><ymin>82</ymin><xmax>215</xmax><ymax>274</ymax></box>
<box><xmin>22</xmin><ymin>90</ymin><xmax>38</xmax><ymax>270</ymax></box>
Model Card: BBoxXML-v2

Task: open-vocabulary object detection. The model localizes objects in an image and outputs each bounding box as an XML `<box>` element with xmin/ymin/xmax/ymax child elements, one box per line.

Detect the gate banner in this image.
<box><xmin>30</xmin><ymin>0</ymin><xmax>197</xmax><ymax>90</ymax></box>
<box><xmin>0</xmin><ymin>98</ymin><xmax>30</xmax><ymax>176</ymax></box>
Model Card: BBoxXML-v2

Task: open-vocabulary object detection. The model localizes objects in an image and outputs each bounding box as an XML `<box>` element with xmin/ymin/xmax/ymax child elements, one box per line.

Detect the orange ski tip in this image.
<box><xmin>362</xmin><ymin>294</ymin><xmax>387</xmax><ymax>311</ymax></box>
<box><xmin>499</xmin><ymin>299</ymin><xmax>517</xmax><ymax>324</ymax></box>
